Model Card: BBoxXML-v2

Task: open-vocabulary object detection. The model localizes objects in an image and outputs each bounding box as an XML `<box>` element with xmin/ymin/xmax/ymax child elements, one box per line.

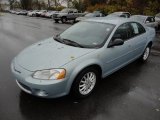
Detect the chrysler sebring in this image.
<box><xmin>11</xmin><ymin>17</ymin><xmax>155</xmax><ymax>98</ymax></box>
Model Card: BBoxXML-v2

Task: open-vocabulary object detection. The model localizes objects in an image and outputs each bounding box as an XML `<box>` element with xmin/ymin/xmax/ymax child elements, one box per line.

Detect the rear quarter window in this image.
<box><xmin>130</xmin><ymin>22</ymin><xmax>146</xmax><ymax>36</ymax></box>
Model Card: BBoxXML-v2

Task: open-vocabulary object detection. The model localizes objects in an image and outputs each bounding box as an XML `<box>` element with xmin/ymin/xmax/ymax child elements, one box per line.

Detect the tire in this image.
<box><xmin>55</xmin><ymin>19</ymin><xmax>59</xmax><ymax>23</ymax></box>
<box><xmin>140</xmin><ymin>45</ymin><xmax>151</xmax><ymax>62</ymax></box>
<box><xmin>61</xmin><ymin>17</ymin><xmax>67</xmax><ymax>23</ymax></box>
<box><xmin>71</xmin><ymin>67</ymin><xmax>100</xmax><ymax>98</ymax></box>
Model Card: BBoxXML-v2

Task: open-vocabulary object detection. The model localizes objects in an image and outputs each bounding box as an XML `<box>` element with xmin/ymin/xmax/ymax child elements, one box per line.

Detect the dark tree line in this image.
<box><xmin>8</xmin><ymin>0</ymin><xmax>66</xmax><ymax>10</ymax></box>
<box><xmin>84</xmin><ymin>0</ymin><xmax>160</xmax><ymax>15</ymax></box>
<box><xmin>7</xmin><ymin>0</ymin><xmax>160</xmax><ymax>15</ymax></box>
<box><xmin>20</xmin><ymin>0</ymin><xmax>32</xmax><ymax>10</ymax></box>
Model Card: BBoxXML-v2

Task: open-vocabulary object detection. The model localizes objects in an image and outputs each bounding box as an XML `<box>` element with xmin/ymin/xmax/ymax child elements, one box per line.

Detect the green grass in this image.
<box><xmin>0</xmin><ymin>12</ymin><xmax>4</xmax><ymax>16</ymax></box>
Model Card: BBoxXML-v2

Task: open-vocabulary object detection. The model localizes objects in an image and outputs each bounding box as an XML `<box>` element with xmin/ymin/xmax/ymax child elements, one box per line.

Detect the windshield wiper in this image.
<box><xmin>62</xmin><ymin>39</ymin><xmax>84</xmax><ymax>48</ymax></box>
<box><xmin>54</xmin><ymin>35</ymin><xmax>84</xmax><ymax>48</ymax></box>
<box><xmin>53</xmin><ymin>36</ymin><xmax>64</xmax><ymax>44</ymax></box>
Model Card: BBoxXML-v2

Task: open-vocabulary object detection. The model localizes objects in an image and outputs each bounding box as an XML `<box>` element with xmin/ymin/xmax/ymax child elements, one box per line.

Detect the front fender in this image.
<box><xmin>64</xmin><ymin>58</ymin><xmax>103</xmax><ymax>94</ymax></box>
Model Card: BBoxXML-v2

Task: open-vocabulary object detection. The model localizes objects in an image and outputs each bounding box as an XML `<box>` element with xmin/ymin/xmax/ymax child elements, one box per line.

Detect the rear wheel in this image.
<box><xmin>140</xmin><ymin>45</ymin><xmax>151</xmax><ymax>62</ymax></box>
<box><xmin>71</xmin><ymin>68</ymin><xmax>100</xmax><ymax>98</ymax></box>
<box><xmin>158</xmin><ymin>25</ymin><xmax>160</xmax><ymax>30</ymax></box>
<box><xmin>73</xmin><ymin>18</ymin><xmax>76</xmax><ymax>23</ymax></box>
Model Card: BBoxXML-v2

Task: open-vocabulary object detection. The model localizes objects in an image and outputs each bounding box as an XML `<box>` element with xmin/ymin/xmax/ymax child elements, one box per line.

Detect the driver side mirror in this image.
<box><xmin>108</xmin><ymin>39</ymin><xmax>124</xmax><ymax>48</ymax></box>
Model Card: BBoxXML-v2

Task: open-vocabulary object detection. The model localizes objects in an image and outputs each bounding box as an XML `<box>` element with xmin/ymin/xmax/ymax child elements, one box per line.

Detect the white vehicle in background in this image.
<box><xmin>28</xmin><ymin>10</ymin><xmax>39</xmax><ymax>17</ymax></box>
<box><xmin>15</xmin><ymin>10</ymin><xmax>21</xmax><ymax>15</ymax></box>
<box><xmin>155</xmin><ymin>13</ymin><xmax>160</xmax><ymax>29</ymax></box>
<box><xmin>35</xmin><ymin>10</ymin><xmax>47</xmax><ymax>17</ymax></box>
<box><xmin>45</xmin><ymin>11</ymin><xmax>59</xmax><ymax>18</ymax></box>
<box><xmin>131</xmin><ymin>15</ymin><xmax>159</xmax><ymax>30</ymax></box>
<box><xmin>16</xmin><ymin>10</ymin><xmax>28</xmax><ymax>15</ymax></box>
<box><xmin>52</xmin><ymin>8</ymin><xmax>85</xmax><ymax>23</ymax></box>
<box><xmin>76</xmin><ymin>11</ymin><xmax>105</xmax><ymax>22</ymax></box>
<box><xmin>107</xmin><ymin>12</ymin><xmax>131</xmax><ymax>18</ymax></box>
<box><xmin>10</xmin><ymin>10</ymin><xmax>16</xmax><ymax>14</ymax></box>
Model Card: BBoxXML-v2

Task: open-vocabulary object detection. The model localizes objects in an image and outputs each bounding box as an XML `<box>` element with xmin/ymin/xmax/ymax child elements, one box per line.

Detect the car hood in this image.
<box><xmin>16</xmin><ymin>38</ymin><xmax>95</xmax><ymax>71</ymax></box>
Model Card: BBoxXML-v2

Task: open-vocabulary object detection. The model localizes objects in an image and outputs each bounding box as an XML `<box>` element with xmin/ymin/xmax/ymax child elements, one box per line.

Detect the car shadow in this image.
<box><xmin>53</xmin><ymin>20</ymin><xmax>75</xmax><ymax>25</ymax></box>
<box><xmin>19</xmin><ymin>60</ymin><xmax>146</xmax><ymax>120</ymax></box>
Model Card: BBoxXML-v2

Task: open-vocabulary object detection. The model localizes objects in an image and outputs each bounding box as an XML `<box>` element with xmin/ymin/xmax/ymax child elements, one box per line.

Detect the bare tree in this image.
<box><xmin>8</xmin><ymin>0</ymin><xmax>15</xmax><ymax>9</ymax></box>
<box><xmin>47</xmin><ymin>0</ymin><xmax>50</xmax><ymax>8</ymax></box>
<box><xmin>20</xmin><ymin>0</ymin><xmax>32</xmax><ymax>10</ymax></box>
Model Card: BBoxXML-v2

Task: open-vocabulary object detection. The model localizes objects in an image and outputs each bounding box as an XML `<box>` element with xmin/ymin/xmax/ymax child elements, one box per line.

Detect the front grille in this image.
<box><xmin>52</xmin><ymin>14</ymin><xmax>58</xmax><ymax>18</ymax></box>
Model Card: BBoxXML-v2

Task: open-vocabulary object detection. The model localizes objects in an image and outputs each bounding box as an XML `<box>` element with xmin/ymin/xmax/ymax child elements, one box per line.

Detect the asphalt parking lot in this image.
<box><xmin>0</xmin><ymin>13</ymin><xmax>160</xmax><ymax>120</ymax></box>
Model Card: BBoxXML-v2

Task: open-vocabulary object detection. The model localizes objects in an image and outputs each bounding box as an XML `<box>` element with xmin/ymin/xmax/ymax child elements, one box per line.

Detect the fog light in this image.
<box><xmin>36</xmin><ymin>90</ymin><xmax>48</xmax><ymax>97</ymax></box>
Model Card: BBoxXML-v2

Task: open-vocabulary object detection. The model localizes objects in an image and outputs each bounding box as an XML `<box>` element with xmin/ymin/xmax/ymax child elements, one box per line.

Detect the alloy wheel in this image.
<box><xmin>79</xmin><ymin>72</ymin><xmax>96</xmax><ymax>95</ymax></box>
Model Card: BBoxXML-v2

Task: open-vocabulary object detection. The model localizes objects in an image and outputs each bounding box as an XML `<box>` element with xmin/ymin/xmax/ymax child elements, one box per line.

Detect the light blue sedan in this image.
<box><xmin>11</xmin><ymin>17</ymin><xmax>155</xmax><ymax>98</ymax></box>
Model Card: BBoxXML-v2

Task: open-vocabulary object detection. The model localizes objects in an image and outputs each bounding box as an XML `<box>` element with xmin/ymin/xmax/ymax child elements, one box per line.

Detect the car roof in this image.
<box><xmin>85</xmin><ymin>17</ymin><xmax>136</xmax><ymax>26</ymax></box>
<box><xmin>132</xmin><ymin>15</ymin><xmax>154</xmax><ymax>19</ymax></box>
<box><xmin>131</xmin><ymin>15</ymin><xmax>154</xmax><ymax>23</ymax></box>
<box><xmin>112</xmin><ymin>12</ymin><xmax>130</xmax><ymax>15</ymax></box>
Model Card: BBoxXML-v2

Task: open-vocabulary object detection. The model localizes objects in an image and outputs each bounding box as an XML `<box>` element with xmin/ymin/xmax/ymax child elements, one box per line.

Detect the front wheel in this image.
<box><xmin>55</xmin><ymin>20</ymin><xmax>59</xmax><ymax>23</ymax></box>
<box><xmin>61</xmin><ymin>17</ymin><xmax>67</xmax><ymax>23</ymax></box>
<box><xmin>71</xmin><ymin>68</ymin><xmax>100</xmax><ymax>98</ymax></box>
<box><xmin>140</xmin><ymin>46</ymin><xmax>151</xmax><ymax>62</ymax></box>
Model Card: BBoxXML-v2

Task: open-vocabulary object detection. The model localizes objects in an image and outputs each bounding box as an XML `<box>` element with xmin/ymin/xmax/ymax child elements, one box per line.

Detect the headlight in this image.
<box><xmin>33</xmin><ymin>69</ymin><xmax>66</xmax><ymax>80</ymax></box>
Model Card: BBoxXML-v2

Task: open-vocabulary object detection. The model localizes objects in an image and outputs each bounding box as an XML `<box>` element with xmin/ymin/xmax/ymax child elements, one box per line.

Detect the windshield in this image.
<box><xmin>56</xmin><ymin>21</ymin><xmax>115</xmax><ymax>48</ymax></box>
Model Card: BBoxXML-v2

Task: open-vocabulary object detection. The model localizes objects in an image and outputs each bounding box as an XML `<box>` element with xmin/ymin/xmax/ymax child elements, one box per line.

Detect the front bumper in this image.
<box><xmin>54</xmin><ymin>17</ymin><xmax>61</xmax><ymax>20</ymax></box>
<box><xmin>11</xmin><ymin>59</ymin><xmax>69</xmax><ymax>98</ymax></box>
